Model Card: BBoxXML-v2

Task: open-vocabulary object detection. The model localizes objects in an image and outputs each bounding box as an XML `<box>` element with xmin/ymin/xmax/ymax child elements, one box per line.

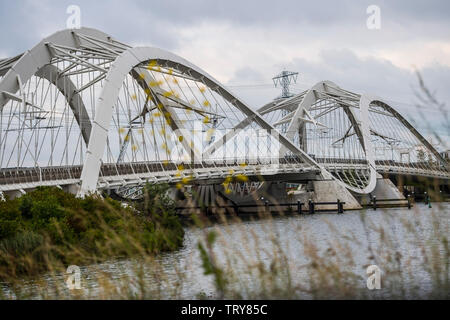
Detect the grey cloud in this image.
<box><xmin>2</xmin><ymin>0</ymin><xmax>450</xmax><ymax>57</ymax></box>
<box><xmin>226</xmin><ymin>48</ymin><xmax>449</xmax><ymax>138</ymax></box>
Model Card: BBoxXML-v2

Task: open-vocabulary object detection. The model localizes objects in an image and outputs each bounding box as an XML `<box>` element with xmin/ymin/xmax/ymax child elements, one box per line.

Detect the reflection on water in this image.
<box><xmin>2</xmin><ymin>203</ymin><xmax>449</xmax><ymax>299</ymax></box>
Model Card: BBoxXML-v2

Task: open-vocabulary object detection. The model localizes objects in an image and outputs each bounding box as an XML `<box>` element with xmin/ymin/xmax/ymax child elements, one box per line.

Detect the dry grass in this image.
<box><xmin>0</xmin><ymin>200</ymin><xmax>448</xmax><ymax>300</ymax></box>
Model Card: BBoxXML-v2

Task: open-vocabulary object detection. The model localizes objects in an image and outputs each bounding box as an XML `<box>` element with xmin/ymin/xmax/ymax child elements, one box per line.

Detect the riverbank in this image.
<box><xmin>1</xmin><ymin>202</ymin><xmax>448</xmax><ymax>300</ymax></box>
<box><xmin>0</xmin><ymin>186</ymin><xmax>184</xmax><ymax>281</ymax></box>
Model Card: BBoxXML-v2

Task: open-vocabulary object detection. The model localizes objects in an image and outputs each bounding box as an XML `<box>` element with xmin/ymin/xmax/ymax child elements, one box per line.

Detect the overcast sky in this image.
<box><xmin>0</xmin><ymin>0</ymin><xmax>449</xmax><ymax>146</ymax></box>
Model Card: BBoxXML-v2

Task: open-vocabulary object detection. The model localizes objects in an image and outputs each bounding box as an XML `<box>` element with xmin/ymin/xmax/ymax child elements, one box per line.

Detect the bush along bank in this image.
<box><xmin>0</xmin><ymin>184</ymin><xmax>184</xmax><ymax>280</ymax></box>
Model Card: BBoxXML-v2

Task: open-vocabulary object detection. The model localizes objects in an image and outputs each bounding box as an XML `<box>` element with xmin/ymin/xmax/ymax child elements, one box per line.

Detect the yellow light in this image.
<box><xmin>199</xmin><ymin>87</ymin><xmax>206</xmax><ymax>93</ymax></box>
<box><xmin>203</xmin><ymin>100</ymin><xmax>210</xmax><ymax>107</ymax></box>
<box><xmin>236</xmin><ymin>174</ymin><xmax>248</xmax><ymax>182</ymax></box>
<box><xmin>131</xmin><ymin>94</ymin><xmax>137</xmax><ymax>100</ymax></box>
<box><xmin>181</xmin><ymin>176</ymin><xmax>192</xmax><ymax>184</ymax></box>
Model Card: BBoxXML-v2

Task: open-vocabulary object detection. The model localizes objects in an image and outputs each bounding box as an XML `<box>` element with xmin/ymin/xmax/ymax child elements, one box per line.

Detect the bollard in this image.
<box><xmin>337</xmin><ymin>199</ymin><xmax>344</xmax><ymax>214</ymax></box>
<box><xmin>372</xmin><ymin>196</ymin><xmax>377</xmax><ymax>211</ymax></box>
<box><xmin>407</xmin><ymin>196</ymin><xmax>411</xmax><ymax>210</ymax></box>
<box><xmin>297</xmin><ymin>201</ymin><xmax>302</xmax><ymax>214</ymax></box>
<box><xmin>265</xmin><ymin>201</ymin><xmax>269</xmax><ymax>214</ymax></box>
<box><xmin>308</xmin><ymin>200</ymin><xmax>315</xmax><ymax>214</ymax></box>
<box><xmin>427</xmin><ymin>196</ymin><xmax>432</xmax><ymax>208</ymax></box>
<box><xmin>234</xmin><ymin>204</ymin><xmax>239</xmax><ymax>215</ymax></box>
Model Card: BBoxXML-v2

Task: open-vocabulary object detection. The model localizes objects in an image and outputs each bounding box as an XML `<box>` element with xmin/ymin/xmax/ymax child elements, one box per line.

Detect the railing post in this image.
<box><xmin>308</xmin><ymin>199</ymin><xmax>315</xmax><ymax>214</ymax></box>
<box><xmin>297</xmin><ymin>201</ymin><xmax>302</xmax><ymax>214</ymax></box>
<box><xmin>372</xmin><ymin>196</ymin><xmax>377</xmax><ymax>211</ymax></box>
<box><xmin>337</xmin><ymin>199</ymin><xmax>344</xmax><ymax>214</ymax></box>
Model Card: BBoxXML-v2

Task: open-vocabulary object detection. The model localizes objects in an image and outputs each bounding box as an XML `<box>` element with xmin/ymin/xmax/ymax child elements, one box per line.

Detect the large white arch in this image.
<box><xmin>0</xmin><ymin>28</ymin><xmax>115</xmax><ymax>110</ymax></box>
<box><xmin>259</xmin><ymin>80</ymin><xmax>377</xmax><ymax>194</ymax></box>
<box><xmin>0</xmin><ymin>28</ymin><xmax>119</xmax><ymax>145</ymax></box>
<box><xmin>78</xmin><ymin>47</ymin><xmax>328</xmax><ymax>196</ymax></box>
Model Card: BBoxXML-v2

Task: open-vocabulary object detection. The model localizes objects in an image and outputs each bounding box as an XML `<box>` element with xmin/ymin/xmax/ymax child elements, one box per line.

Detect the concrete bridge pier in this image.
<box><xmin>356</xmin><ymin>175</ymin><xmax>407</xmax><ymax>206</ymax></box>
<box><xmin>3</xmin><ymin>189</ymin><xmax>27</xmax><ymax>200</ymax></box>
<box><xmin>62</xmin><ymin>184</ymin><xmax>81</xmax><ymax>195</ymax></box>
<box><xmin>307</xmin><ymin>180</ymin><xmax>362</xmax><ymax>210</ymax></box>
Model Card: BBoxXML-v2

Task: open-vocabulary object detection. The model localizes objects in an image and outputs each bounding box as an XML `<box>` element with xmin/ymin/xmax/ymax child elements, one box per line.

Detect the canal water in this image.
<box><xmin>3</xmin><ymin>203</ymin><xmax>449</xmax><ymax>299</ymax></box>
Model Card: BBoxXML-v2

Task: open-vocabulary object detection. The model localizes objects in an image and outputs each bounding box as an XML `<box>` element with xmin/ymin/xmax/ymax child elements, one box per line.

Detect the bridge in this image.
<box><xmin>0</xmin><ymin>28</ymin><xmax>448</xmax><ymax>204</ymax></box>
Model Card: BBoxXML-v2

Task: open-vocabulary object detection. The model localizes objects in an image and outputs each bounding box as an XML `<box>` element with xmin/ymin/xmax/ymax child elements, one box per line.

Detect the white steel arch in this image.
<box><xmin>260</xmin><ymin>82</ymin><xmax>449</xmax><ymax>194</ymax></box>
<box><xmin>78</xmin><ymin>47</ymin><xmax>326</xmax><ymax>196</ymax></box>
<box><xmin>0</xmin><ymin>28</ymin><xmax>118</xmax><ymax>110</ymax></box>
<box><xmin>258</xmin><ymin>80</ymin><xmax>377</xmax><ymax>194</ymax></box>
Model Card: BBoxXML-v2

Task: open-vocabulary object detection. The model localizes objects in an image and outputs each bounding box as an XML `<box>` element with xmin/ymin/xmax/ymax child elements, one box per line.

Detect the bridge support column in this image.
<box><xmin>357</xmin><ymin>176</ymin><xmax>406</xmax><ymax>206</ymax></box>
<box><xmin>3</xmin><ymin>189</ymin><xmax>27</xmax><ymax>200</ymax></box>
<box><xmin>61</xmin><ymin>184</ymin><xmax>81</xmax><ymax>195</ymax></box>
<box><xmin>309</xmin><ymin>180</ymin><xmax>362</xmax><ymax>210</ymax></box>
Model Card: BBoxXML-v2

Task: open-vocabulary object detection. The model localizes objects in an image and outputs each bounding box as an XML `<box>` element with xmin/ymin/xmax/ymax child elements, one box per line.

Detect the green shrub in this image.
<box><xmin>0</xmin><ymin>186</ymin><xmax>184</xmax><ymax>280</ymax></box>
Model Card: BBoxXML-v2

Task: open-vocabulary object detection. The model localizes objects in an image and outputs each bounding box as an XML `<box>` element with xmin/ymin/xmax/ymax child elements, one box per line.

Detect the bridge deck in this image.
<box><xmin>0</xmin><ymin>157</ymin><xmax>448</xmax><ymax>193</ymax></box>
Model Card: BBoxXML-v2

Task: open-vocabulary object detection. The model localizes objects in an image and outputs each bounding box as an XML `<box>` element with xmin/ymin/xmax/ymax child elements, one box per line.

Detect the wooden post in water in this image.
<box><xmin>308</xmin><ymin>200</ymin><xmax>315</xmax><ymax>214</ymax></box>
